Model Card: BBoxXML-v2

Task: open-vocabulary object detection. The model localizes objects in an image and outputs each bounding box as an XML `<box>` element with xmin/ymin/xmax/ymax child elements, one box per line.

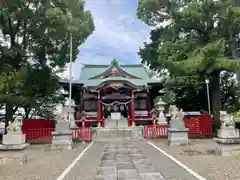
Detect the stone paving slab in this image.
<box><xmin>95</xmin><ymin>141</ymin><xmax>165</xmax><ymax>180</ymax></box>
<box><xmin>62</xmin><ymin>140</ymin><xmax>200</xmax><ymax>180</ymax></box>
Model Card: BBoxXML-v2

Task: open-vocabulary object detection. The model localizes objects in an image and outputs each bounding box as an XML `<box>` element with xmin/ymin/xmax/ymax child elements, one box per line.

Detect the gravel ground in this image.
<box><xmin>63</xmin><ymin>141</ymin><xmax>107</xmax><ymax>180</ymax></box>
<box><xmin>0</xmin><ymin>142</ymin><xmax>87</xmax><ymax>180</ymax></box>
<box><xmin>134</xmin><ymin>140</ymin><xmax>198</xmax><ymax>180</ymax></box>
<box><xmin>2</xmin><ymin>139</ymin><xmax>237</xmax><ymax>180</ymax></box>
<box><xmin>149</xmin><ymin>139</ymin><xmax>240</xmax><ymax>180</ymax></box>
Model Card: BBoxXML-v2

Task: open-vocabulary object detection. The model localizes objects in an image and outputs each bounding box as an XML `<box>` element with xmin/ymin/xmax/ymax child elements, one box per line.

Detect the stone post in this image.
<box><xmin>168</xmin><ymin>105</ymin><xmax>189</xmax><ymax>146</ymax></box>
<box><xmin>214</xmin><ymin>111</ymin><xmax>240</xmax><ymax>156</ymax></box>
<box><xmin>0</xmin><ymin>119</ymin><xmax>29</xmax><ymax>150</ymax></box>
<box><xmin>51</xmin><ymin>109</ymin><xmax>73</xmax><ymax>150</ymax></box>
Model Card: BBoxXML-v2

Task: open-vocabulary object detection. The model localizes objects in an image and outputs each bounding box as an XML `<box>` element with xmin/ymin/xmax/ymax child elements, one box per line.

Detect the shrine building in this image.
<box><xmin>60</xmin><ymin>59</ymin><xmax>163</xmax><ymax>127</ymax></box>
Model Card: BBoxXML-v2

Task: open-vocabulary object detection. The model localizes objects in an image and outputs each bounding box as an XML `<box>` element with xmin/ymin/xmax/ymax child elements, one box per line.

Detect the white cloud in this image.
<box><xmin>65</xmin><ymin>0</ymin><xmax>151</xmax><ymax>79</ymax></box>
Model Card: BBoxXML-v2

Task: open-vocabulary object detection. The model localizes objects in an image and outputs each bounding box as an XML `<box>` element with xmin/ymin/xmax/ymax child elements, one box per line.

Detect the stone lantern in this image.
<box><xmin>155</xmin><ymin>97</ymin><xmax>167</xmax><ymax>125</ymax></box>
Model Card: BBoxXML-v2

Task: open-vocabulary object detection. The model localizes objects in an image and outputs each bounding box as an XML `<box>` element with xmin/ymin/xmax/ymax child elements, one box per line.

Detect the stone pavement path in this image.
<box><xmin>63</xmin><ymin>140</ymin><xmax>199</xmax><ymax>180</ymax></box>
<box><xmin>95</xmin><ymin>141</ymin><xmax>165</xmax><ymax>180</ymax></box>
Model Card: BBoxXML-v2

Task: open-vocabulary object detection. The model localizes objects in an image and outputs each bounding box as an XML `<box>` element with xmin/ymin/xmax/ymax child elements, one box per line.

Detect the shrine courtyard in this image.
<box><xmin>0</xmin><ymin>60</ymin><xmax>238</xmax><ymax>180</ymax></box>
<box><xmin>0</xmin><ymin>139</ymin><xmax>240</xmax><ymax>180</ymax></box>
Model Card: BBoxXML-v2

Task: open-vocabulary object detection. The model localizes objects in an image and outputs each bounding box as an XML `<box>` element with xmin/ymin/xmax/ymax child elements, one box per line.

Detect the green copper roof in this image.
<box><xmin>77</xmin><ymin>60</ymin><xmax>160</xmax><ymax>87</ymax></box>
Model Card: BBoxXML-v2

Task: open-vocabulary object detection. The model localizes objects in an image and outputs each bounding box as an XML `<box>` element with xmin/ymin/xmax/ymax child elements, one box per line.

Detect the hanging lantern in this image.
<box><xmin>113</xmin><ymin>104</ymin><xmax>118</xmax><ymax>112</ymax></box>
<box><xmin>107</xmin><ymin>105</ymin><xmax>111</xmax><ymax>112</ymax></box>
<box><xmin>120</xmin><ymin>104</ymin><xmax>124</xmax><ymax>111</ymax></box>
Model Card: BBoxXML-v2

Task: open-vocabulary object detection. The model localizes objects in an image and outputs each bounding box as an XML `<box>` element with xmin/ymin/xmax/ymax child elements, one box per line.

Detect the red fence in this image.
<box><xmin>184</xmin><ymin>114</ymin><xmax>212</xmax><ymax>136</ymax></box>
<box><xmin>21</xmin><ymin>118</ymin><xmax>93</xmax><ymax>144</ymax></box>
<box><xmin>22</xmin><ymin>118</ymin><xmax>55</xmax><ymax>130</ymax></box>
<box><xmin>25</xmin><ymin>128</ymin><xmax>54</xmax><ymax>143</ymax></box>
<box><xmin>144</xmin><ymin>125</ymin><xmax>168</xmax><ymax>138</ymax></box>
<box><xmin>72</xmin><ymin>127</ymin><xmax>92</xmax><ymax>141</ymax></box>
<box><xmin>21</xmin><ymin>119</ymin><xmax>55</xmax><ymax>143</ymax></box>
<box><xmin>144</xmin><ymin>114</ymin><xmax>212</xmax><ymax>138</ymax></box>
<box><xmin>199</xmin><ymin>114</ymin><xmax>212</xmax><ymax>136</ymax></box>
<box><xmin>23</xmin><ymin>127</ymin><xmax>92</xmax><ymax>144</ymax></box>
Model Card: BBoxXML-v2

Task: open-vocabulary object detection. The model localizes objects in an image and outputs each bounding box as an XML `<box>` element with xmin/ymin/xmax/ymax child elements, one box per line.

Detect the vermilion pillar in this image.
<box><xmin>97</xmin><ymin>92</ymin><xmax>101</xmax><ymax>127</ymax></box>
<box><xmin>131</xmin><ymin>91</ymin><xmax>135</xmax><ymax>126</ymax></box>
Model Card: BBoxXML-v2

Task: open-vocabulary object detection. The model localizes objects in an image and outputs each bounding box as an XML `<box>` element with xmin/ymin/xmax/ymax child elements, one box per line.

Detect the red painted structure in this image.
<box><xmin>60</xmin><ymin>60</ymin><xmax>160</xmax><ymax>128</ymax></box>
<box><xmin>21</xmin><ymin>118</ymin><xmax>92</xmax><ymax>143</ymax></box>
<box><xmin>22</xmin><ymin>118</ymin><xmax>55</xmax><ymax>130</ymax></box>
<box><xmin>21</xmin><ymin>119</ymin><xmax>55</xmax><ymax>143</ymax></box>
<box><xmin>143</xmin><ymin>114</ymin><xmax>212</xmax><ymax>138</ymax></box>
<box><xmin>25</xmin><ymin>128</ymin><xmax>54</xmax><ymax>143</ymax></box>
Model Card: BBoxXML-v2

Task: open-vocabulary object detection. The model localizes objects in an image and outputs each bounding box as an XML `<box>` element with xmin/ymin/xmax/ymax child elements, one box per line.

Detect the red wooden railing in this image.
<box><xmin>85</xmin><ymin>116</ymin><xmax>97</xmax><ymax>120</ymax></box>
<box><xmin>24</xmin><ymin>128</ymin><xmax>54</xmax><ymax>143</ymax></box>
<box><xmin>184</xmin><ymin>118</ymin><xmax>200</xmax><ymax>135</ymax></box>
<box><xmin>144</xmin><ymin>125</ymin><xmax>168</xmax><ymax>138</ymax></box>
<box><xmin>72</xmin><ymin>127</ymin><xmax>92</xmax><ymax>142</ymax></box>
<box><xmin>144</xmin><ymin>114</ymin><xmax>212</xmax><ymax>138</ymax></box>
<box><xmin>199</xmin><ymin>114</ymin><xmax>212</xmax><ymax>136</ymax></box>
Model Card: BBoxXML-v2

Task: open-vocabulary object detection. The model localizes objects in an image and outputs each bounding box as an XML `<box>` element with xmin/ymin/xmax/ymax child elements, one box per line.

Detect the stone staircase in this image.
<box><xmin>94</xmin><ymin>127</ymin><xmax>143</xmax><ymax>141</ymax></box>
<box><xmin>104</xmin><ymin>117</ymin><xmax>128</xmax><ymax>128</ymax></box>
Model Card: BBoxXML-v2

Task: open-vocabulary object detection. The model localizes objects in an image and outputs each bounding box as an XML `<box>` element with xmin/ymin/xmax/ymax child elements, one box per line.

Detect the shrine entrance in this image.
<box><xmin>98</xmin><ymin>82</ymin><xmax>134</xmax><ymax>128</ymax></box>
<box><xmin>102</xmin><ymin>101</ymin><xmax>129</xmax><ymax>119</ymax></box>
<box><xmin>101</xmin><ymin>100</ymin><xmax>130</xmax><ymax>128</ymax></box>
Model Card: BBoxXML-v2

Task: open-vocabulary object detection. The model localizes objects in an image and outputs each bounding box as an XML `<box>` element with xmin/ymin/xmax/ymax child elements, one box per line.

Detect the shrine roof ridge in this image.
<box><xmin>81</xmin><ymin>63</ymin><xmax>143</xmax><ymax>68</ymax></box>
<box><xmin>59</xmin><ymin>59</ymin><xmax>162</xmax><ymax>88</ymax></box>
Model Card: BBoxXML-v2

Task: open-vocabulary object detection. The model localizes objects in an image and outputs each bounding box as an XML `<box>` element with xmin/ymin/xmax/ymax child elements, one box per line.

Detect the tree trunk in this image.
<box><xmin>211</xmin><ymin>71</ymin><xmax>222</xmax><ymax>129</ymax></box>
<box><xmin>24</xmin><ymin>107</ymin><xmax>31</xmax><ymax>119</ymax></box>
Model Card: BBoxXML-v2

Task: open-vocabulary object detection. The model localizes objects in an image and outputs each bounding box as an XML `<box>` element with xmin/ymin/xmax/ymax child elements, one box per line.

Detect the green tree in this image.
<box><xmin>137</xmin><ymin>0</ymin><xmax>240</xmax><ymax>125</ymax></box>
<box><xmin>19</xmin><ymin>65</ymin><xmax>61</xmax><ymax>118</ymax></box>
<box><xmin>220</xmin><ymin>72</ymin><xmax>240</xmax><ymax>112</ymax></box>
<box><xmin>0</xmin><ymin>0</ymin><xmax>94</xmax><ymax>124</ymax></box>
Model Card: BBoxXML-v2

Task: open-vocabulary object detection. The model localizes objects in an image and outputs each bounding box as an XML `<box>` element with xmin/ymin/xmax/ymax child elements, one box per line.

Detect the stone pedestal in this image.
<box><xmin>214</xmin><ymin>128</ymin><xmax>240</xmax><ymax>156</ymax></box>
<box><xmin>214</xmin><ymin>137</ymin><xmax>240</xmax><ymax>156</ymax></box>
<box><xmin>168</xmin><ymin>128</ymin><xmax>189</xmax><ymax>146</ymax></box>
<box><xmin>51</xmin><ymin>122</ymin><xmax>73</xmax><ymax>150</ymax></box>
<box><xmin>168</xmin><ymin>119</ymin><xmax>189</xmax><ymax>146</ymax></box>
<box><xmin>217</xmin><ymin>128</ymin><xmax>239</xmax><ymax>139</ymax></box>
<box><xmin>0</xmin><ymin>133</ymin><xmax>29</xmax><ymax>150</ymax></box>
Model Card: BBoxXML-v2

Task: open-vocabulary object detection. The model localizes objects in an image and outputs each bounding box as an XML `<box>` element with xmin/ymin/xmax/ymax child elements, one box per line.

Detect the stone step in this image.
<box><xmin>95</xmin><ymin>127</ymin><xmax>144</xmax><ymax>140</ymax></box>
<box><xmin>104</xmin><ymin>118</ymin><xmax>128</xmax><ymax>128</ymax></box>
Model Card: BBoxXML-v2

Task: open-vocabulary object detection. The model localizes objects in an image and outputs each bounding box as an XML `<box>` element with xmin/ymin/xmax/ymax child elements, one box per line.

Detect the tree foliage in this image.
<box><xmin>137</xmin><ymin>0</ymin><xmax>240</xmax><ymax>123</ymax></box>
<box><xmin>0</xmin><ymin>0</ymin><xmax>94</xmax><ymax>122</ymax></box>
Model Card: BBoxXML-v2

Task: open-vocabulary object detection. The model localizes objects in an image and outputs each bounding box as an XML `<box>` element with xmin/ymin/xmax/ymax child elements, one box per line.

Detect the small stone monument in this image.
<box><xmin>214</xmin><ymin>111</ymin><xmax>240</xmax><ymax>156</ymax></box>
<box><xmin>155</xmin><ymin>97</ymin><xmax>167</xmax><ymax>125</ymax></box>
<box><xmin>0</xmin><ymin>118</ymin><xmax>29</xmax><ymax>150</ymax></box>
<box><xmin>168</xmin><ymin>105</ymin><xmax>189</xmax><ymax>146</ymax></box>
<box><xmin>51</xmin><ymin>108</ymin><xmax>73</xmax><ymax>150</ymax></box>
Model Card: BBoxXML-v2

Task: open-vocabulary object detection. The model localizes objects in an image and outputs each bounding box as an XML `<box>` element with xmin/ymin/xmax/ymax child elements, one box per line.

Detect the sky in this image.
<box><xmin>66</xmin><ymin>0</ymin><xmax>151</xmax><ymax>79</ymax></box>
